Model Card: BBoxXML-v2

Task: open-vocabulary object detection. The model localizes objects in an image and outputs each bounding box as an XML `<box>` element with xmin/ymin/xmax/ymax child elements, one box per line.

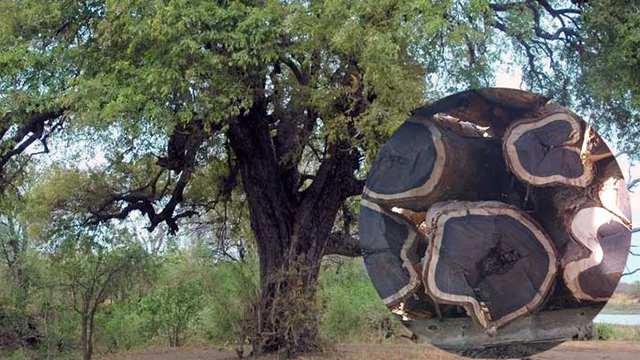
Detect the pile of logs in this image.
<box><xmin>359</xmin><ymin>89</ymin><xmax>632</xmax><ymax>343</ymax></box>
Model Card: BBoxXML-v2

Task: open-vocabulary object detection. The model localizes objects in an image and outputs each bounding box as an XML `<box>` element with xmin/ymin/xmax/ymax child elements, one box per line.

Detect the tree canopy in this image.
<box><xmin>2</xmin><ymin>0</ymin><xmax>640</xmax><ymax>355</ymax></box>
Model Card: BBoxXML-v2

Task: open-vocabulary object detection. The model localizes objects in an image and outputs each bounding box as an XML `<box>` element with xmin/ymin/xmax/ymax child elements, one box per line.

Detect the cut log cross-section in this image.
<box><xmin>358</xmin><ymin>199</ymin><xmax>427</xmax><ymax>307</ymax></box>
<box><xmin>358</xmin><ymin>89</ymin><xmax>633</xmax><ymax>352</ymax></box>
<box><xmin>561</xmin><ymin>161</ymin><xmax>633</xmax><ymax>301</ymax></box>
<box><xmin>503</xmin><ymin>105</ymin><xmax>595</xmax><ymax>187</ymax></box>
<box><xmin>423</xmin><ymin>201</ymin><xmax>558</xmax><ymax>331</ymax></box>
<box><xmin>563</xmin><ymin>208</ymin><xmax>630</xmax><ymax>301</ymax></box>
<box><xmin>363</xmin><ymin>117</ymin><xmax>505</xmax><ymax>211</ymax></box>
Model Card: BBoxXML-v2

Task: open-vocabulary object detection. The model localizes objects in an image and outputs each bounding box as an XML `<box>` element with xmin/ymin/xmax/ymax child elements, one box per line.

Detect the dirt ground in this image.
<box><xmin>97</xmin><ymin>341</ymin><xmax>640</xmax><ymax>360</ymax></box>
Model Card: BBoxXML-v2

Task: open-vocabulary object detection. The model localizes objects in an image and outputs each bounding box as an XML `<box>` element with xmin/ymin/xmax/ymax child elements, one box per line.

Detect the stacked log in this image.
<box><xmin>422</xmin><ymin>201</ymin><xmax>558</xmax><ymax>331</ymax></box>
<box><xmin>362</xmin><ymin>117</ymin><xmax>506</xmax><ymax>211</ymax></box>
<box><xmin>534</xmin><ymin>160</ymin><xmax>632</xmax><ymax>302</ymax></box>
<box><xmin>359</xmin><ymin>199</ymin><xmax>426</xmax><ymax>307</ymax></box>
<box><xmin>502</xmin><ymin>104</ymin><xmax>595</xmax><ymax>187</ymax></box>
<box><xmin>358</xmin><ymin>88</ymin><xmax>633</xmax><ymax>345</ymax></box>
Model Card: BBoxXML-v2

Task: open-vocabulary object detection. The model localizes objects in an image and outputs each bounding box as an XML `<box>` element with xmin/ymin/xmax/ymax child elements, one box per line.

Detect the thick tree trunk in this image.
<box><xmin>228</xmin><ymin>100</ymin><xmax>362</xmax><ymax>356</ymax></box>
<box><xmin>422</xmin><ymin>201</ymin><xmax>558</xmax><ymax>332</ymax></box>
<box><xmin>256</xmin><ymin>243</ymin><xmax>323</xmax><ymax>355</ymax></box>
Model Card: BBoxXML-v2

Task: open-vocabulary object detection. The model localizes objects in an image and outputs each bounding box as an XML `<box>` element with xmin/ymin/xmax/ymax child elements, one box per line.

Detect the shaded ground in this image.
<box><xmin>97</xmin><ymin>341</ymin><xmax>640</xmax><ymax>360</ymax></box>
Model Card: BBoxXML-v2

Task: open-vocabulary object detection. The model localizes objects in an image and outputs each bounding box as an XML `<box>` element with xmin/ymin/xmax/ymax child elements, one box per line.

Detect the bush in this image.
<box><xmin>593</xmin><ymin>324</ymin><xmax>640</xmax><ymax>341</ymax></box>
<box><xmin>3</xmin><ymin>348</ymin><xmax>32</xmax><ymax>360</ymax></box>
<box><xmin>97</xmin><ymin>302</ymin><xmax>146</xmax><ymax>353</ymax></box>
<box><xmin>318</xmin><ymin>258</ymin><xmax>400</xmax><ymax>341</ymax></box>
<box><xmin>34</xmin><ymin>299</ymin><xmax>79</xmax><ymax>357</ymax></box>
<box><xmin>137</xmin><ymin>253</ymin><xmax>206</xmax><ymax>347</ymax></box>
<box><xmin>199</xmin><ymin>258</ymin><xmax>259</xmax><ymax>347</ymax></box>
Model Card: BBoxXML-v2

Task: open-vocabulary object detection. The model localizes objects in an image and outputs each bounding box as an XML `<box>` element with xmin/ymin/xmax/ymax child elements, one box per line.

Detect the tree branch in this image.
<box><xmin>623</xmin><ymin>268</ymin><xmax>640</xmax><ymax>277</ymax></box>
<box><xmin>324</xmin><ymin>232</ymin><xmax>363</xmax><ymax>257</ymax></box>
<box><xmin>85</xmin><ymin>118</ymin><xmax>219</xmax><ymax>234</ymax></box>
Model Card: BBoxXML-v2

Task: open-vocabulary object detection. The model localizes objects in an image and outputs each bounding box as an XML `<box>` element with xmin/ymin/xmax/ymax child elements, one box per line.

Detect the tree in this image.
<box><xmin>138</xmin><ymin>253</ymin><xmax>204</xmax><ymax>347</ymax></box>
<box><xmin>3</xmin><ymin>0</ymin><xmax>640</xmax><ymax>356</ymax></box>
<box><xmin>53</xmin><ymin>234</ymin><xmax>151</xmax><ymax>360</ymax></box>
<box><xmin>0</xmin><ymin>212</ymin><xmax>30</xmax><ymax>298</ymax></box>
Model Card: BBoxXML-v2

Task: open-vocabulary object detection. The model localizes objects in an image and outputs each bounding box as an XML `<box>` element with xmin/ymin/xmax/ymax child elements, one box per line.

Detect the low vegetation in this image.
<box><xmin>592</xmin><ymin>324</ymin><xmax>640</xmax><ymax>341</ymax></box>
<box><xmin>0</xmin><ymin>238</ymin><xmax>402</xmax><ymax>360</ymax></box>
<box><xmin>602</xmin><ymin>285</ymin><xmax>640</xmax><ymax>314</ymax></box>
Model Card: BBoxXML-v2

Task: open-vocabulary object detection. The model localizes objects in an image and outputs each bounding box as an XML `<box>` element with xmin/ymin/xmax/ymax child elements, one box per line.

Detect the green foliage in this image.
<box><xmin>96</xmin><ymin>301</ymin><xmax>146</xmax><ymax>352</ymax></box>
<box><xmin>593</xmin><ymin>324</ymin><xmax>640</xmax><ymax>341</ymax></box>
<box><xmin>4</xmin><ymin>0</ymin><xmax>640</xmax><ymax>358</ymax></box>
<box><xmin>138</xmin><ymin>274</ymin><xmax>204</xmax><ymax>347</ymax></box>
<box><xmin>3</xmin><ymin>348</ymin><xmax>33</xmax><ymax>360</ymax></box>
<box><xmin>319</xmin><ymin>258</ymin><xmax>400</xmax><ymax>341</ymax></box>
<box><xmin>582</xmin><ymin>0</ymin><xmax>640</xmax><ymax>110</ymax></box>
<box><xmin>199</xmin><ymin>258</ymin><xmax>259</xmax><ymax>346</ymax></box>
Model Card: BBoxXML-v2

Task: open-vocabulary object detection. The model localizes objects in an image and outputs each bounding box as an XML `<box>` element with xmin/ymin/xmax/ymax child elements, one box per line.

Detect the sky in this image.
<box><xmin>496</xmin><ymin>66</ymin><xmax>640</xmax><ymax>284</ymax></box>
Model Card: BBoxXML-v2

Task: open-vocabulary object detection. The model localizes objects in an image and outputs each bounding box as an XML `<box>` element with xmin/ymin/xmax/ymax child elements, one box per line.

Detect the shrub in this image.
<box><xmin>97</xmin><ymin>302</ymin><xmax>146</xmax><ymax>353</ymax></box>
<box><xmin>139</xmin><ymin>277</ymin><xmax>204</xmax><ymax>347</ymax></box>
<box><xmin>318</xmin><ymin>258</ymin><xmax>400</xmax><ymax>341</ymax></box>
<box><xmin>199</xmin><ymin>258</ymin><xmax>259</xmax><ymax>347</ymax></box>
<box><xmin>593</xmin><ymin>324</ymin><xmax>640</xmax><ymax>341</ymax></box>
<box><xmin>3</xmin><ymin>348</ymin><xmax>32</xmax><ymax>360</ymax></box>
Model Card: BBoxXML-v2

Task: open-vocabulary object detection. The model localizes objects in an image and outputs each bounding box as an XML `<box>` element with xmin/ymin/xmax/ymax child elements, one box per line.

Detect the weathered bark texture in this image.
<box><xmin>422</xmin><ymin>201</ymin><xmax>558</xmax><ymax>331</ymax></box>
<box><xmin>358</xmin><ymin>199</ymin><xmax>426</xmax><ymax>307</ymax></box>
<box><xmin>227</xmin><ymin>96</ymin><xmax>364</xmax><ymax>355</ymax></box>
<box><xmin>414</xmin><ymin>88</ymin><xmax>548</xmax><ymax>132</ymax></box>
<box><xmin>363</xmin><ymin>117</ymin><xmax>505</xmax><ymax>211</ymax></box>
<box><xmin>503</xmin><ymin>104</ymin><xmax>595</xmax><ymax>187</ymax></box>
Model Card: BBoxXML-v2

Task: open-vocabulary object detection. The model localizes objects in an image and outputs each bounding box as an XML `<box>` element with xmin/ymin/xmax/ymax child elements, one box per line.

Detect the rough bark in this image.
<box><xmin>363</xmin><ymin>117</ymin><xmax>506</xmax><ymax>211</ymax></box>
<box><xmin>422</xmin><ymin>201</ymin><xmax>558</xmax><ymax>332</ymax></box>
<box><xmin>413</xmin><ymin>88</ymin><xmax>549</xmax><ymax>133</ymax></box>
<box><xmin>227</xmin><ymin>95</ymin><xmax>363</xmax><ymax>355</ymax></box>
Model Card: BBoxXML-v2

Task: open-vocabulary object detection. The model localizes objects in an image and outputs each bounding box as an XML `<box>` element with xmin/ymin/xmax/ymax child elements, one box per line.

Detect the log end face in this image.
<box><xmin>359</xmin><ymin>200</ymin><xmax>425</xmax><ymax>307</ymax></box>
<box><xmin>424</xmin><ymin>201</ymin><xmax>557</xmax><ymax>330</ymax></box>
<box><xmin>504</xmin><ymin>110</ymin><xmax>594</xmax><ymax>187</ymax></box>
<box><xmin>564</xmin><ymin>206</ymin><xmax>631</xmax><ymax>302</ymax></box>
<box><xmin>363</xmin><ymin>120</ymin><xmax>443</xmax><ymax>210</ymax></box>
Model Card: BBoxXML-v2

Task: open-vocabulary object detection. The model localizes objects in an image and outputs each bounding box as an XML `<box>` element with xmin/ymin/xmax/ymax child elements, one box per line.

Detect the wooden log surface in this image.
<box><xmin>598</xmin><ymin>161</ymin><xmax>632</xmax><ymax>225</ymax></box>
<box><xmin>363</xmin><ymin>117</ymin><xmax>505</xmax><ymax>211</ymax></box>
<box><xmin>423</xmin><ymin>201</ymin><xmax>558</xmax><ymax>331</ymax></box>
<box><xmin>358</xmin><ymin>88</ymin><xmax>632</xmax><ymax>353</ymax></box>
<box><xmin>502</xmin><ymin>104</ymin><xmax>595</xmax><ymax>187</ymax></box>
<box><xmin>404</xmin><ymin>306</ymin><xmax>600</xmax><ymax>358</ymax></box>
<box><xmin>559</xmin><ymin>160</ymin><xmax>633</xmax><ymax>301</ymax></box>
<box><xmin>358</xmin><ymin>199</ymin><xmax>426</xmax><ymax>307</ymax></box>
<box><xmin>563</xmin><ymin>207</ymin><xmax>631</xmax><ymax>301</ymax></box>
<box><xmin>413</xmin><ymin>88</ymin><xmax>549</xmax><ymax>133</ymax></box>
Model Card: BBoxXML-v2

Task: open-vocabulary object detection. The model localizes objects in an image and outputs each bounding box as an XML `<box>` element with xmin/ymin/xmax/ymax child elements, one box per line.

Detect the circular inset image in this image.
<box><xmin>358</xmin><ymin>88</ymin><xmax>633</xmax><ymax>358</ymax></box>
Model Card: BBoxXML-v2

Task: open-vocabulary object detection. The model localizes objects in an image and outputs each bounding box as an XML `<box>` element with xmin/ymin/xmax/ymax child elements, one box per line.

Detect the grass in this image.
<box><xmin>592</xmin><ymin>324</ymin><xmax>640</xmax><ymax>341</ymax></box>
